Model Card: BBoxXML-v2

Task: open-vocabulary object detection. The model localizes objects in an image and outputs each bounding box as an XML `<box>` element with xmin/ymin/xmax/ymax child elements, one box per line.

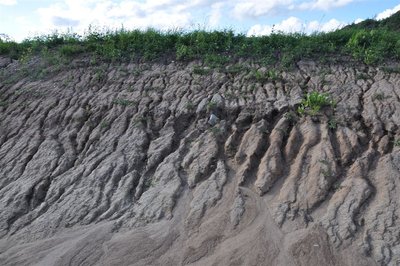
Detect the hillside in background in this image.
<box><xmin>0</xmin><ymin>11</ymin><xmax>399</xmax><ymax>266</ymax></box>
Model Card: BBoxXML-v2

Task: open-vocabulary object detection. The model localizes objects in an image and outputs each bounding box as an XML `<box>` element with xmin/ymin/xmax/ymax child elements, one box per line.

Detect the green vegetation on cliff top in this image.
<box><xmin>1</xmin><ymin>11</ymin><xmax>400</xmax><ymax>66</ymax></box>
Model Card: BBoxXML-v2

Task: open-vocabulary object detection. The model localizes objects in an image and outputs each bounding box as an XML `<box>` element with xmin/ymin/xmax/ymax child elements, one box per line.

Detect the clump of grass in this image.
<box><xmin>225</xmin><ymin>64</ymin><xmax>248</xmax><ymax>74</ymax></box>
<box><xmin>373</xmin><ymin>93</ymin><xmax>385</xmax><ymax>101</ymax></box>
<box><xmin>0</xmin><ymin>100</ymin><xmax>8</xmax><ymax>107</ymax></box>
<box><xmin>267</xmin><ymin>69</ymin><xmax>279</xmax><ymax>81</ymax></box>
<box><xmin>207</xmin><ymin>100</ymin><xmax>217</xmax><ymax>112</ymax></box>
<box><xmin>283</xmin><ymin>111</ymin><xmax>297</xmax><ymax>123</ymax></box>
<box><xmin>356</xmin><ymin>73</ymin><xmax>370</xmax><ymax>80</ymax></box>
<box><xmin>251</xmin><ymin>69</ymin><xmax>280</xmax><ymax>83</ymax></box>
<box><xmin>394</xmin><ymin>139</ymin><xmax>400</xmax><ymax>147</ymax></box>
<box><xmin>100</xmin><ymin>121</ymin><xmax>109</xmax><ymax>129</ymax></box>
<box><xmin>185</xmin><ymin>101</ymin><xmax>195</xmax><ymax>111</ymax></box>
<box><xmin>193</xmin><ymin>66</ymin><xmax>212</xmax><ymax>75</ymax></box>
<box><xmin>112</xmin><ymin>98</ymin><xmax>136</xmax><ymax>106</ymax></box>
<box><xmin>132</xmin><ymin>115</ymin><xmax>148</xmax><ymax>127</ymax></box>
<box><xmin>204</xmin><ymin>53</ymin><xmax>230</xmax><ymax>68</ymax></box>
<box><xmin>252</xmin><ymin>70</ymin><xmax>268</xmax><ymax>83</ymax></box>
<box><xmin>297</xmin><ymin>91</ymin><xmax>335</xmax><ymax>116</ymax></box>
<box><xmin>372</xmin><ymin>92</ymin><xmax>392</xmax><ymax>101</ymax></box>
<box><xmin>92</xmin><ymin>67</ymin><xmax>108</xmax><ymax>82</ymax></box>
<box><xmin>328</xmin><ymin>116</ymin><xmax>338</xmax><ymax>129</ymax></box>
<box><xmin>382</xmin><ymin>66</ymin><xmax>400</xmax><ymax>74</ymax></box>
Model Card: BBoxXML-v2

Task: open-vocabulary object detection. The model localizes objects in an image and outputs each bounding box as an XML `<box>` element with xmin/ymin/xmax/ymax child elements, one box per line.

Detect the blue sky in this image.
<box><xmin>1</xmin><ymin>0</ymin><xmax>400</xmax><ymax>41</ymax></box>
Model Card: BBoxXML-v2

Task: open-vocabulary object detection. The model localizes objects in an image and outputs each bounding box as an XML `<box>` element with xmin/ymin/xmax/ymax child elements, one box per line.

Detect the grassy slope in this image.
<box><xmin>0</xmin><ymin>11</ymin><xmax>400</xmax><ymax>67</ymax></box>
<box><xmin>344</xmin><ymin>10</ymin><xmax>400</xmax><ymax>31</ymax></box>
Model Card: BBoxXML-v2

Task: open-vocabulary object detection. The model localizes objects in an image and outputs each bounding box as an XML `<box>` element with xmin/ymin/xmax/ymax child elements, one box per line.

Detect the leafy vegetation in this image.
<box><xmin>394</xmin><ymin>139</ymin><xmax>400</xmax><ymax>147</ymax></box>
<box><xmin>297</xmin><ymin>91</ymin><xmax>336</xmax><ymax>116</ymax></box>
<box><xmin>0</xmin><ymin>12</ymin><xmax>400</xmax><ymax>66</ymax></box>
<box><xmin>328</xmin><ymin>117</ymin><xmax>338</xmax><ymax>129</ymax></box>
<box><xmin>207</xmin><ymin>100</ymin><xmax>217</xmax><ymax>112</ymax></box>
<box><xmin>251</xmin><ymin>69</ymin><xmax>280</xmax><ymax>83</ymax></box>
<box><xmin>193</xmin><ymin>66</ymin><xmax>212</xmax><ymax>75</ymax></box>
<box><xmin>112</xmin><ymin>98</ymin><xmax>136</xmax><ymax>106</ymax></box>
<box><xmin>345</xmin><ymin>29</ymin><xmax>400</xmax><ymax>64</ymax></box>
<box><xmin>0</xmin><ymin>100</ymin><xmax>8</xmax><ymax>107</ymax></box>
<box><xmin>283</xmin><ymin>111</ymin><xmax>297</xmax><ymax>123</ymax></box>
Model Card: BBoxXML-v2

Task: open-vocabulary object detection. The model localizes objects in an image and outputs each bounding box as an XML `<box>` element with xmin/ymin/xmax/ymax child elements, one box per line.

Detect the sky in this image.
<box><xmin>0</xmin><ymin>0</ymin><xmax>400</xmax><ymax>41</ymax></box>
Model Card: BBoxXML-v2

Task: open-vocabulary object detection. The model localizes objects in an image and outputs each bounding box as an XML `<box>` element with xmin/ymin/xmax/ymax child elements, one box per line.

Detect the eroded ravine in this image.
<box><xmin>0</xmin><ymin>56</ymin><xmax>399</xmax><ymax>265</ymax></box>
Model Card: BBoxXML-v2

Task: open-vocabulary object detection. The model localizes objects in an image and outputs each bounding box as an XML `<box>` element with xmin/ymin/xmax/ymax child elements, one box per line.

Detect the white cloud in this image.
<box><xmin>3</xmin><ymin>0</ymin><xmax>360</xmax><ymax>41</ymax></box>
<box><xmin>247</xmin><ymin>17</ymin><xmax>303</xmax><ymax>36</ymax></box>
<box><xmin>230</xmin><ymin>0</ymin><xmax>357</xmax><ymax>19</ymax></box>
<box><xmin>319</xmin><ymin>18</ymin><xmax>344</xmax><ymax>31</ymax></box>
<box><xmin>36</xmin><ymin>0</ymin><xmax>194</xmax><ymax>35</ymax></box>
<box><xmin>32</xmin><ymin>0</ymin><xmax>358</xmax><ymax>36</ymax></box>
<box><xmin>354</xmin><ymin>18</ymin><xmax>364</xmax><ymax>24</ymax></box>
<box><xmin>232</xmin><ymin>0</ymin><xmax>294</xmax><ymax>19</ymax></box>
<box><xmin>208</xmin><ymin>2</ymin><xmax>224</xmax><ymax>27</ymax></box>
<box><xmin>299</xmin><ymin>0</ymin><xmax>355</xmax><ymax>10</ymax></box>
<box><xmin>0</xmin><ymin>0</ymin><xmax>17</xmax><ymax>6</ymax></box>
<box><xmin>376</xmin><ymin>4</ymin><xmax>400</xmax><ymax>20</ymax></box>
<box><xmin>247</xmin><ymin>17</ymin><xmax>346</xmax><ymax>36</ymax></box>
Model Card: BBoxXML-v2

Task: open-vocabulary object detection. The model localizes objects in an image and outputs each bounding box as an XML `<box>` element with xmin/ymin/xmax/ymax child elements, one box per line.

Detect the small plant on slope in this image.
<box><xmin>297</xmin><ymin>91</ymin><xmax>335</xmax><ymax>116</ymax></box>
<box><xmin>394</xmin><ymin>139</ymin><xmax>400</xmax><ymax>147</ymax></box>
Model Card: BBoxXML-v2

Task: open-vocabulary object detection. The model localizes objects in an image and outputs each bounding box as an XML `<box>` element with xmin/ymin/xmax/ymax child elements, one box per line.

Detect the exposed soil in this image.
<box><xmin>0</xmin><ymin>57</ymin><xmax>399</xmax><ymax>265</ymax></box>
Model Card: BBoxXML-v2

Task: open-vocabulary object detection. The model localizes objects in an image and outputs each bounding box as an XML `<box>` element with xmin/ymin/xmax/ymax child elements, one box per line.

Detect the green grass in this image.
<box><xmin>251</xmin><ymin>69</ymin><xmax>280</xmax><ymax>83</ymax></box>
<box><xmin>297</xmin><ymin>91</ymin><xmax>335</xmax><ymax>116</ymax></box>
<box><xmin>0</xmin><ymin>100</ymin><xmax>8</xmax><ymax>107</ymax></box>
<box><xmin>207</xmin><ymin>100</ymin><xmax>217</xmax><ymax>112</ymax></box>
<box><xmin>283</xmin><ymin>111</ymin><xmax>297</xmax><ymax>123</ymax></box>
<box><xmin>356</xmin><ymin>73</ymin><xmax>370</xmax><ymax>80</ymax></box>
<box><xmin>394</xmin><ymin>139</ymin><xmax>400</xmax><ymax>147</ymax></box>
<box><xmin>185</xmin><ymin>101</ymin><xmax>195</xmax><ymax>111</ymax></box>
<box><xmin>372</xmin><ymin>93</ymin><xmax>385</xmax><ymax>101</ymax></box>
<box><xmin>112</xmin><ymin>98</ymin><xmax>136</xmax><ymax>106</ymax></box>
<box><xmin>382</xmin><ymin>66</ymin><xmax>400</xmax><ymax>74</ymax></box>
<box><xmin>343</xmin><ymin>10</ymin><xmax>400</xmax><ymax>32</ymax></box>
<box><xmin>345</xmin><ymin>29</ymin><xmax>400</xmax><ymax>64</ymax></box>
<box><xmin>193</xmin><ymin>66</ymin><xmax>212</xmax><ymax>75</ymax></box>
<box><xmin>100</xmin><ymin>121</ymin><xmax>109</xmax><ymax>129</ymax></box>
<box><xmin>1</xmin><ymin>12</ymin><xmax>400</xmax><ymax>67</ymax></box>
<box><xmin>328</xmin><ymin>117</ymin><xmax>338</xmax><ymax>129</ymax></box>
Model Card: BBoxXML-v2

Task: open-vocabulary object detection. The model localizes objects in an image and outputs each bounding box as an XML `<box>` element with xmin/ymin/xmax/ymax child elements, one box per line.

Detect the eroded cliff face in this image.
<box><xmin>0</xmin><ymin>56</ymin><xmax>399</xmax><ymax>266</ymax></box>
